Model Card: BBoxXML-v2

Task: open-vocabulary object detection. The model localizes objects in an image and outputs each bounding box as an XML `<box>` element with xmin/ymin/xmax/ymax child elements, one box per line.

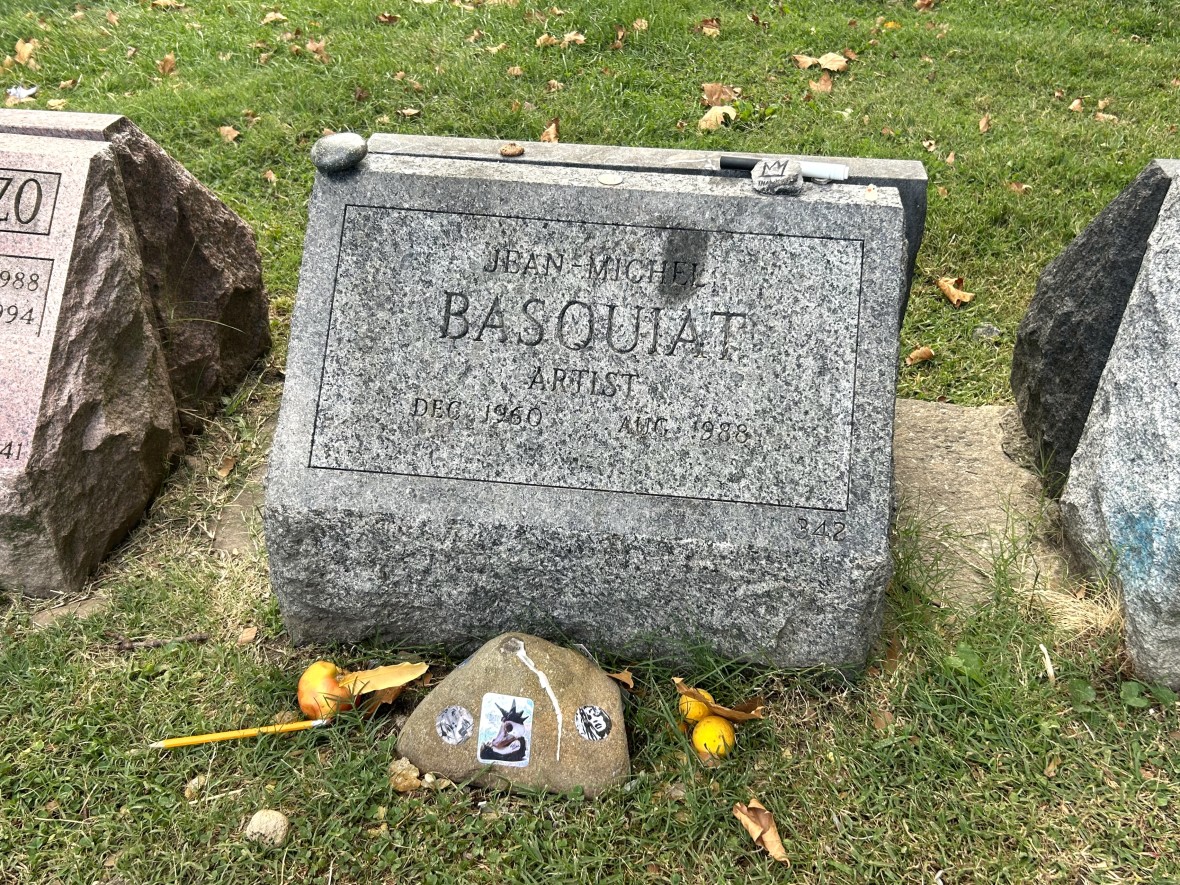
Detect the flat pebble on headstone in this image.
<box><xmin>396</xmin><ymin>633</ymin><xmax>629</xmax><ymax>797</ymax></box>
<box><xmin>0</xmin><ymin>109</ymin><xmax>271</xmax><ymax>418</ymax></box>
<box><xmin>751</xmin><ymin>158</ymin><xmax>804</xmax><ymax>196</ymax></box>
<box><xmin>1010</xmin><ymin>161</ymin><xmax>1177</xmax><ymax>493</ymax></box>
<box><xmin>0</xmin><ymin>135</ymin><xmax>179</xmax><ymax>596</ymax></box>
<box><xmin>310</xmin><ymin>133</ymin><xmax>368</xmax><ymax>174</ymax></box>
<box><xmin>1060</xmin><ymin>175</ymin><xmax>1180</xmax><ymax>688</ymax></box>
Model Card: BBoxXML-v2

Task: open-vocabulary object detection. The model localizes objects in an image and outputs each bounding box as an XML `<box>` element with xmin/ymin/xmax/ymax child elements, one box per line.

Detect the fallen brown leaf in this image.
<box><xmin>979</xmin><ymin>113</ymin><xmax>991</xmax><ymax>132</ymax></box>
<box><xmin>632</xmin><ymin>18</ymin><xmax>648</xmax><ymax>31</ymax></box>
<box><xmin>914</xmin><ymin>0</ymin><xmax>935</xmax><ymax>9</ymax></box>
<box><xmin>1094</xmin><ymin>111</ymin><xmax>1118</xmax><ymax>122</ymax></box>
<box><xmin>842</xmin><ymin>48</ymin><xmax>858</xmax><ymax>60</ymax></box>
<box><xmin>106</xmin><ymin>9</ymin><xmax>120</xmax><ymax>25</ymax></box>
<box><xmin>922</xmin><ymin>138</ymin><xmax>937</xmax><ymax>152</ymax></box>
<box><xmin>466</xmin><ymin>28</ymin><xmax>484</xmax><ymax>42</ymax></box>
<box><xmin>184</xmin><ymin>774</ymin><xmax>208</xmax><ymax>801</ymax></box>
<box><xmin>263</xmin><ymin>169</ymin><xmax>277</xmax><ymax>183</ymax></box>
<box><xmin>377</xmin><ymin>12</ymin><xmax>401</xmax><ymax>23</ymax></box>
<box><xmin>695</xmin><ymin>17</ymin><xmax>721</xmax><ymax>37</ymax></box>
<box><xmin>1044</xmin><ymin>756</ymin><xmax>1060</xmax><ymax>778</ymax></box>
<box><xmin>1007</xmin><ymin>181</ymin><xmax>1031</xmax><ymax>195</ymax></box>
<box><xmin>809</xmin><ymin>72</ymin><xmax>833</xmax><ymax>94</ymax></box>
<box><xmin>870</xmin><ymin>708</ymin><xmax>894</xmax><ymax>729</ymax></box>
<box><xmin>261</xmin><ymin>11</ymin><xmax>287</xmax><ymax>24</ymax></box>
<box><xmin>306</xmin><ymin>38</ymin><xmax>330</xmax><ymax>63</ymax></box>
<box><xmin>216</xmin><ymin>454</ymin><xmax>237</xmax><ymax>475</ymax></box>
<box><xmin>354</xmin><ymin>87</ymin><xmax>370</xmax><ymax>101</ymax></box>
<box><xmin>1068</xmin><ymin>98</ymin><xmax>1083</xmax><ymax>112</ymax></box>
<box><xmin>607</xmin><ymin>669</ymin><xmax>634</xmax><ymax>689</ymax></box>
<box><xmin>540</xmin><ymin>116</ymin><xmax>560</xmax><ymax>142</ymax></box>
<box><xmin>883</xmin><ymin>20</ymin><xmax>901</xmax><ymax>29</ymax></box>
<box><xmin>937</xmin><ymin>185</ymin><xmax>948</xmax><ymax>198</ymax></box>
<box><xmin>1097</xmin><ymin>97</ymin><xmax>1112</xmax><ymax>110</ymax></box>
<box><xmin>945</xmin><ymin>151</ymin><xmax>955</xmax><ymax>165</ymax></box>
<box><xmin>237</xmin><ymin>626</ymin><xmax>259</xmax><ymax>645</ymax></box>
<box><xmin>536</xmin><ymin>33</ymin><xmax>559</xmax><ymax>47</ymax></box>
<box><xmin>672</xmin><ymin>678</ymin><xmax>765</xmax><ymax>721</ymax></box>
<box><xmin>59</xmin><ymin>77</ymin><xmax>78</xmax><ymax>90</ymax></box>
<box><xmin>560</xmin><ymin>31</ymin><xmax>585</xmax><ymax>48</ymax></box>
<box><xmin>218</xmin><ymin>125</ymin><xmax>240</xmax><ymax>144</ymax></box>
<box><xmin>818</xmin><ymin>51</ymin><xmax>848</xmax><ymax>72</ymax></box>
<box><xmin>701</xmin><ymin>82</ymin><xmax>739</xmax><ymax>106</ymax></box>
<box><xmin>151</xmin><ymin>0</ymin><xmax>185</xmax><ymax>7</ymax></box>
<box><xmin>47</xmin><ymin>99</ymin><xmax>67</xmax><ymax>110</ymax></box>
<box><xmin>733</xmin><ymin>799</ymin><xmax>790</xmax><ymax>864</ymax></box>
<box><xmin>905</xmin><ymin>345</ymin><xmax>934</xmax><ymax>366</ymax></box>
<box><xmin>938</xmin><ymin>276</ymin><xmax>975</xmax><ymax>305</ymax></box>
<box><xmin>156</xmin><ymin>52</ymin><xmax>177</xmax><ymax>76</ymax></box>
<box><xmin>1053</xmin><ymin>87</ymin><xmax>1065</xmax><ymax>99</ymax></box>
<box><xmin>397</xmin><ymin>107</ymin><xmax>421</xmax><ymax>118</ymax></box>
<box><xmin>506</xmin><ymin>65</ymin><xmax>523</xmax><ymax>76</ymax></box>
<box><xmin>339</xmin><ymin>661</ymin><xmax>429</xmax><ymax>695</ymax></box>
<box><xmin>792</xmin><ymin>53</ymin><xmax>819</xmax><ymax>69</ymax></box>
<box><xmin>545</xmin><ymin>78</ymin><xmax>563</xmax><ymax>92</ymax></box>
<box><xmin>697</xmin><ymin>105</ymin><xmax>735</xmax><ymax>131</ymax></box>
<box><xmin>486</xmin><ymin>42</ymin><xmax>509</xmax><ymax>53</ymax></box>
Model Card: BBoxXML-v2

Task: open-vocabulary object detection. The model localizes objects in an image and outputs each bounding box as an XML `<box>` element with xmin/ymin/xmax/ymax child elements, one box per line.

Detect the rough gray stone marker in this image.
<box><xmin>0</xmin><ymin>135</ymin><xmax>178</xmax><ymax>597</ymax></box>
<box><xmin>366</xmin><ymin>134</ymin><xmax>927</xmax><ymax>311</ymax></box>
<box><xmin>1011</xmin><ymin>161</ymin><xmax>1178</xmax><ymax>493</ymax></box>
<box><xmin>266</xmin><ymin>147</ymin><xmax>907</xmax><ymax>668</ymax></box>
<box><xmin>0</xmin><ymin>109</ymin><xmax>270</xmax><ymax>417</ymax></box>
<box><xmin>397</xmin><ymin>632</ymin><xmax>628</xmax><ymax>797</ymax></box>
<box><xmin>1060</xmin><ymin>178</ymin><xmax>1180</xmax><ymax>688</ymax></box>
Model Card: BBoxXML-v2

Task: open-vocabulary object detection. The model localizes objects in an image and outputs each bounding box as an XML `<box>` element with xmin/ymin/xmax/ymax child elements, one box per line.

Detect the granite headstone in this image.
<box><xmin>1060</xmin><ymin>171</ymin><xmax>1180</xmax><ymax>688</ymax></box>
<box><xmin>0</xmin><ymin>134</ymin><xmax>178</xmax><ymax>596</ymax></box>
<box><xmin>266</xmin><ymin>136</ymin><xmax>908</xmax><ymax>668</ymax></box>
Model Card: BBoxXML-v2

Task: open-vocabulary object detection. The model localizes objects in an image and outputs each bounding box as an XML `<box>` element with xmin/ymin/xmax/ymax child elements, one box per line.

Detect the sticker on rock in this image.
<box><xmin>435</xmin><ymin>705</ymin><xmax>474</xmax><ymax>745</ymax></box>
<box><xmin>477</xmin><ymin>692</ymin><xmax>534</xmax><ymax>767</ymax></box>
<box><xmin>574</xmin><ymin>705</ymin><xmax>612</xmax><ymax>741</ymax></box>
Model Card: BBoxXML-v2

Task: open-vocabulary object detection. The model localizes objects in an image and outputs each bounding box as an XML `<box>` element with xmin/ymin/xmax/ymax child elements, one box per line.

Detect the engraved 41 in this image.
<box><xmin>0</xmin><ymin>441</ymin><xmax>26</xmax><ymax>462</ymax></box>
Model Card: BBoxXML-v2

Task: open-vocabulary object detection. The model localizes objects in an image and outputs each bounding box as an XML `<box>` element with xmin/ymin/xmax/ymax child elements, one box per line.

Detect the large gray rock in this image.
<box><xmin>397</xmin><ymin>633</ymin><xmax>628</xmax><ymax>797</ymax></box>
<box><xmin>1060</xmin><ymin>178</ymin><xmax>1180</xmax><ymax>688</ymax></box>
<box><xmin>266</xmin><ymin>141</ymin><xmax>907</xmax><ymax>668</ymax></box>
<box><xmin>0</xmin><ymin>109</ymin><xmax>270</xmax><ymax>417</ymax></box>
<box><xmin>1011</xmin><ymin>161</ymin><xmax>1177</xmax><ymax>493</ymax></box>
<box><xmin>0</xmin><ymin>135</ymin><xmax>179</xmax><ymax>596</ymax></box>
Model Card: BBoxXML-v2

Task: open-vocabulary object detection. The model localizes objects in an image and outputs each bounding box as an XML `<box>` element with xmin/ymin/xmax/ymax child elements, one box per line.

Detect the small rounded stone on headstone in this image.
<box><xmin>499</xmin><ymin>142</ymin><xmax>525</xmax><ymax>158</ymax></box>
<box><xmin>244</xmin><ymin>809</ymin><xmax>290</xmax><ymax>846</ymax></box>
<box><xmin>311</xmin><ymin>133</ymin><xmax>368</xmax><ymax>173</ymax></box>
<box><xmin>598</xmin><ymin>172</ymin><xmax>624</xmax><ymax>186</ymax></box>
<box><xmin>751</xmin><ymin>159</ymin><xmax>804</xmax><ymax>196</ymax></box>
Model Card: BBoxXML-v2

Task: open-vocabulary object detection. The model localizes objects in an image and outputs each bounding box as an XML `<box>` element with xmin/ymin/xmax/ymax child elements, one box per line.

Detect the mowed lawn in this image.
<box><xmin>1</xmin><ymin>0</ymin><xmax>1180</xmax><ymax>882</ymax></box>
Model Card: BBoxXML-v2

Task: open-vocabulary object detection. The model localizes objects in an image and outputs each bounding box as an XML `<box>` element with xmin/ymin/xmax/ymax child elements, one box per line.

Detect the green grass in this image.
<box><xmin>3</xmin><ymin>0</ymin><xmax>1180</xmax><ymax>881</ymax></box>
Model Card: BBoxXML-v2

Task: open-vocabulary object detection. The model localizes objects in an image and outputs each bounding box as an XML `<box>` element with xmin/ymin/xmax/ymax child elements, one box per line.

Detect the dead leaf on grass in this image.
<box><xmin>397</xmin><ymin>107</ymin><xmax>420</xmax><ymax>118</ymax></box>
<box><xmin>237</xmin><ymin>626</ymin><xmax>259</xmax><ymax>645</ymax></box>
<box><xmin>47</xmin><ymin>98</ymin><xmax>67</xmax><ymax>110</ymax></box>
<box><xmin>672</xmin><ymin>678</ymin><xmax>765</xmax><ymax>721</ymax></box>
<box><xmin>151</xmin><ymin>0</ymin><xmax>185</xmax><ymax>7</ymax></box>
<box><xmin>263</xmin><ymin>168</ymin><xmax>277</xmax><ymax>183</ymax></box>
<box><xmin>156</xmin><ymin>52</ymin><xmax>177</xmax><ymax>76</ymax></box>
<box><xmin>59</xmin><ymin>77</ymin><xmax>78</xmax><ymax>89</ymax></box>
<box><xmin>306</xmin><ymin>38</ymin><xmax>330</xmax><ymax>63</ymax></box>
<box><xmin>1068</xmin><ymin>98</ymin><xmax>1083</xmax><ymax>112</ymax></box>
<box><xmin>979</xmin><ymin>113</ymin><xmax>991</xmax><ymax>132</ymax></box>
<box><xmin>535</xmin><ymin>33</ymin><xmax>559</xmax><ymax>47</ymax></box>
<box><xmin>486</xmin><ymin>41</ymin><xmax>509</xmax><ymax>53</ymax></box>
<box><xmin>922</xmin><ymin>138</ymin><xmax>937</xmax><ymax>151</ymax></box>
<box><xmin>540</xmin><ymin>116</ymin><xmax>560</xmax><ymax>141</ymax></box>
<box><xmin>937</xmin><ymin>276</ymin><xmax>975</xmax><ymax>305</ymax></box>
<box><xmin>697</xmin><ymin>105</ymin><xmax>735</xmax><ymax>131</ymax></box>
<box><xmin>261</xmin><ymin>11</ymin><xmax>287</xmax><ymax>24</ymax></box>
<box><xmin>216</xmin><ymin>453</ymin><xmax>237</xmax><ymax>475</ymax></box>
<box><xmin>377</xmin><ymin>12</ymin><xmax>401</xmax><ymax>23</ymax></box>
<box><xmin>607</xmin><ymin>669</ymin><xmax>634</xmax><ymax>689</ymax></box>
<box><xmin>106</xmin><ymin>9</ymin><xmax>120</xmax><ymax>25</ymax></box>
<box><xmin>506</xmin><ymin>65</ymin><xmax>523</xmax><ymax>76</ymax></box>
<box><xmin>809</xmin><ymin>72</ymin><xmax>833</xmax><ymax>94</ymax></box>
<box><xmin>905</xmin><ymin>345</ymin><xmax>934</xmax><ymax>366</ymax></box>
<box><xmin>632</xmin><ymin>18</ymin><xmax>648</xmax><ymax>31</ymax></box>
<box><xmin>545</xmin><ymin>78</ymin><xmax>563</xmax><ymax>92</ymax></box>
<box><xmin>818</xmin><ymin>51</ymin><xmax>848</xmax><ymax>72</ymax></box>
<box><xmin>792</xmin><ymin>53</ymin><xmax>819</xmax><ymax>69</ymax></box>
<box><xmin>701</xmin><ymin>82</ymin><xmax>740</xmax><ymax>106</ymax></box>
<box><xmin>945</xmin><ymin>151</ymin><xmax>955</xmax><ymax>165</ymax></box>
<box><xmin>610</xmin><ymin>24</ymin><xmax>626</xmax><ymax>50</ymax></box>
<box><xmin>914</xmin><ymin>0</ymin><xmax>935</xmax><ymax>10</ymax></box>
<box><xmin>870</xmin><ymin>708</ymin><xmax>894</xmax><ymax>729</ymax></box>
<box><xmin>733</xmin><ymin>799</ymin><xmax>790</xmax><ymax>864</ymax></box>
<box><xmin>184</xmin><ymin>774</ymin><xmax>208</xmax><ymax>801</ymax></box>
<box><xmin>1094</xmin><ymin>111</ymin><xmax>1118</xmax><ymax>122</ymax></box>
<box><xmin>560</xmin><ymin>31</ymin><xmax>585</xmax><ymax>48</ymax></box>
<box><xmin>1044</xmin><ymin>756</ymin><xmax>1060</xmax><ymax>778</ymax></box>
<box><xmin>1007</xmin><ymin>181</ymin><xmax>1031</xmax><ymax>195</ymax></box>
<box><xmin>466</xmin><ymin>28</ymin><xmax>485</xmax><ymax>42</ymax></box>
<box><xmin>695</xmin><ymin>17</ymin><xmax>721</xmax><ymax>38</ymax></box>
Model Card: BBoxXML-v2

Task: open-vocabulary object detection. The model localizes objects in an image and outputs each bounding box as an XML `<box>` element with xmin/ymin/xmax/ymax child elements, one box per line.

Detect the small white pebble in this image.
<box><xmin>245</xmin><ymin>809</ymin><xmax>290</xmax><ymax>846</ymax></box>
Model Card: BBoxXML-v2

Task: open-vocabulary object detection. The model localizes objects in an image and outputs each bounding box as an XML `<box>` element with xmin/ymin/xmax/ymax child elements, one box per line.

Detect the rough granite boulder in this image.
<box><xmin>1011</xmin><ymin>161</ymin><xmax>1177</xmax><ymax>493</ymax></box>
<box><xmin>1060</xmin><ymin>179</ymin><xmax>1180</xmax><ymax>688</ymax></box>
<box><xmin>0</xmin><ymin>109</ymin><xmax>271</xmax><ymax>417</ymax></box>
<box><xmin>0</xmin><ymin>138</ymin><xmax>179</xmax><ymax>596</ymax></box>
<box><xmin>397</xmin><ymin>633</ymin><xmax>629</xmax><ymax>797</ymax></box>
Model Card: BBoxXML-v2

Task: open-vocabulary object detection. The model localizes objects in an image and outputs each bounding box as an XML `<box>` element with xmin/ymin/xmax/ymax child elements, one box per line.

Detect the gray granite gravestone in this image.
<box><xmin>0</xmin><ymin>109</ymin><xmax>270</xmax><ymax>418</ymax></box>
<box><xmin>265</xmin><ymin>136</ymin><xmax>909</xmax><ymax>668</ymax></box>
<box><xmin>0</xmin><ymin>134</ymin><xmax>178</xmax><ymax>596</ymax></box>
<box><xmin>1011</xmin><ymin>160</ymin><xmax>1179</xmax><ymax>493</ymax></box>
<box><xmin>1059</xmin><ymin>168</ymin><xmax>1180</xmax><ymax>688</ymax></box>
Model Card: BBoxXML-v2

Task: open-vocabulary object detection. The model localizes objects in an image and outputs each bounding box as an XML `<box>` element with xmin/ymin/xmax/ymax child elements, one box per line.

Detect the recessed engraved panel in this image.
<box><xmin>310</xmin><ymin>206</ymin><xmax>863</xmax><ymax>509</ymax></box>
<box><xmin>0</xmin><ymin>169</ymin><xmax>61</xmax><ymax>236</ymax></box>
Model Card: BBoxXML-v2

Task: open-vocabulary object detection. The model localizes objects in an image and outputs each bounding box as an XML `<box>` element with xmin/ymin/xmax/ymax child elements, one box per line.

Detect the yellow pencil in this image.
<box><xmin>150</xmin><ymin>718</ymin><xmax>329</xmax><ymax>750</ymax></box>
